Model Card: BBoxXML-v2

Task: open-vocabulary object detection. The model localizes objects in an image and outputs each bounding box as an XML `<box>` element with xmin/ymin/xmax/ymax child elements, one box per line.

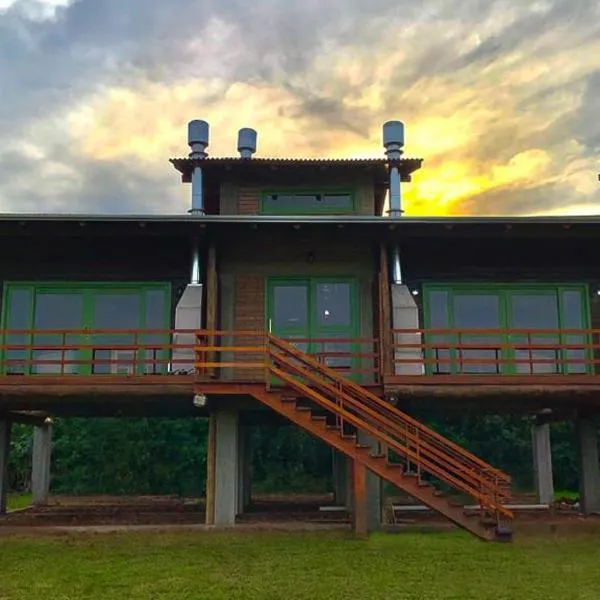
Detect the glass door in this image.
<box><xmin>89</xmin><ymin>292</ymin><xmax>143</xmax><ymax>374</ymax></box>
<box><xmin>267</xmin><ymin>277</ymin><xmax>359</xmax><ymax>381</ymax></box>
<box><xmin>312</xmin><ymin>280</ymin><xmax>359</xmax><ymax>379</ymax></box>
<box><xmin>32</xmin><ymin>291</ymin><xmax>85</xmax><ymax>374</ymax></box>
<box><xmin>452</xmin><ymin>292</ymin><xmax>505</xmax><ymax>374</ymax></box>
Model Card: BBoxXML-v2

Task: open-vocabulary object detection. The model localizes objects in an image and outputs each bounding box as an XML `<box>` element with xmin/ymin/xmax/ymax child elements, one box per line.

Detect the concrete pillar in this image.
<box><xmin>531</xmin><ymin>421</ymin><xmax>554</xmax><ymax>505</ymax></box>
<box><xmin>357</xmin><ymin>431</ymin><xmax>382</xmax><ymax>531</ymax></box>
<box><xmin>391</xmin><ymin>284</ymin><xmax>423</xmax><ymax>375</ymax></box>
<box><xmin>576</xmin><ymin>417</ymin><xmax>600</xmax><ymax>515</ymax></box>
<box><xmin>32</xmin><ymin>423</ymin><xmax>52</xmax><ymax>505</ymax></box>
<box><xmin>237</xmin><ymin>423</ymin><xmax>252</xmax><ymax>514</ymax></box>
<box><xmin>332</xmin><ymin>450</ymin><xmax>348</xmax><ymax>506</ymax></box>
<box><xmin>0</xmin><ymin>419</ymin><xmax>11</xmax><ymax>515</ymax></box>
<box><xmin>172</xmin><ymin>284</ymin><xmax>203</xmax><ymax>373</ymax></box>
<box><xmin>214</xmin><ymin>409</ymin><xmax>239</xmax><ymax>526</ymax></box>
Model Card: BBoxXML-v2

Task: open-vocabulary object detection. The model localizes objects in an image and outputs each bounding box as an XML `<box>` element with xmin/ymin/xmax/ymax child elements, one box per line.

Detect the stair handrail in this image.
<box><xmin>268</xmin><ymin>357</ymin><xmax>512</xmax><ymax>516</ymax></box>
<box><xmin>269</xmin><ymin>349</ymin><xmax>508</xmax><ymax>505</ymax></box>
<box><xmin>269</xmin><ymin>335</ymin><xmax>510</xmax><ymax>485</ymax></box>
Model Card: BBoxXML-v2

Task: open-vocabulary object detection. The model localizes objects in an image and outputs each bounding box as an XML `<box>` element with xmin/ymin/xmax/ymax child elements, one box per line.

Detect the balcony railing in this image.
<box><xmin>0</xmin><ymin>329</ymin><xmax>380</xmax><ymax>383</ymax></box>
<box><xmin>391</xmin><ymin>328</ymin><xmax>598</xmax><ymax>377</ymax></box>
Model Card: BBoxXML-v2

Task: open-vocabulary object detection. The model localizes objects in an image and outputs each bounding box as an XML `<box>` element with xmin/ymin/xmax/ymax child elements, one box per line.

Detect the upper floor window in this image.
<box><xmin>423</xmin><ymin>284</ymin><xmax>590</xmax><ymax>376</ymax></box>
<box><xmin>261</xmin><ymin>190</ymin><xmax>355</xmax><ymax>214</ymax></box>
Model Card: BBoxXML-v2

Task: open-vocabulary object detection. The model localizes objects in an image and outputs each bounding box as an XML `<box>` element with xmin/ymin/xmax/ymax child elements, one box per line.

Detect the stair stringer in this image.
<box><xmin>247</xmin><ymin>386</ymin><xmax>497</xmax><ymax>541</ymax></box>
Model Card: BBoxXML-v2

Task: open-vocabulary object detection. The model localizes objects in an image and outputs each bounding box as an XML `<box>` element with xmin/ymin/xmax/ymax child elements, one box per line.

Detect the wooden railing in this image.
<box><xmin>0</xmin><ymin>329</ymin><xmax>379</xmax><ymax>382</ymax></box>
<box><xmin>267</xmin><ymin>336</ymin><xmax>512</xmax><ymax>519</ymax></box>
<box><xmin>391</xmin><ymin>328</ymin><xmax>599</xmax><ymax>377</ymax></box>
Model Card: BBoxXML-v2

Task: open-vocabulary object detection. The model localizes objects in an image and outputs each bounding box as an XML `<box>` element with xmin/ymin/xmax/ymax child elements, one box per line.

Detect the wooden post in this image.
<box><xmin>353</xmin><ymin>459</ymin><xmax>368</xmax><ymax>537</ymax></box>
<box><xmin>205</xmin><ymin>412</ymin><xmax>217</xmax><ymax>525</ymax></box>
<box><xmin>378</xmin><ymin>244</ymin><xmax>393</xmax><ymax>378</ymax></box>
<box><xmin>206</xmin><ymin>242</ymin><xmax>218</xmax><ymax>378</ymax></box>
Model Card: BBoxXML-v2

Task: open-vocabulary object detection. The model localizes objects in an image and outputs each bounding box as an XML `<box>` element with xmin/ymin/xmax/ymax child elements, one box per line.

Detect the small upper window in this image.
<box><xmin>261</xmin><ymin>191</ymin><xmax>354</xmax><ymax>214</ymax></box>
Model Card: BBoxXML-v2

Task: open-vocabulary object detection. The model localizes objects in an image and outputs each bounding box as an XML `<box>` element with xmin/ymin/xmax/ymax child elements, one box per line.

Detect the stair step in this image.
<box><xmin>280</xmin><ymin>397</ymin><xmax>298</xmax><ymax>404</ymax></box>
<box><xmin>355</xmin><ymin>444</ymin><xmax>372</xmax><ymax>450</ymax></box>
<box><xmin>295</xmin><ymin>406</ymin><xmax>312</xmax><ymax>412</ymax></box>
<box><xmin>341</xmin><ymin>434</ymin><xmax>357</xmax><ymax>441</ymax></box>
<box><xmin>326</xmin><ymin>425</ymin><xmax>342</xmax><ymax>432</ymax></box>
<box><xmin>311</xmin><ymin>416</ymin><xmax>327</xmax><ymax>423</ymax></box>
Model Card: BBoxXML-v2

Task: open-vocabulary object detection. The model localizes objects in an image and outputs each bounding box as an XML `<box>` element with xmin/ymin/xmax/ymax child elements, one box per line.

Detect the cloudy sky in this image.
<box><xmin>0</xmin><ymin>0</ymin><xmax>598</xmax><ymax>216</ymax></box>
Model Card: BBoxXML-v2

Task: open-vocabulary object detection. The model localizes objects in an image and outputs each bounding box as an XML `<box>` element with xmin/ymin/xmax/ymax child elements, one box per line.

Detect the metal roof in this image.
<box><xmin>169</xmin><ymin>156</ymin><xmax>423</xmax><ymax>184</ymax></box>
<box><xmin>1</xmin><ymin>213</ymin><xmax>600</xmax><ymax>225</ymax></box>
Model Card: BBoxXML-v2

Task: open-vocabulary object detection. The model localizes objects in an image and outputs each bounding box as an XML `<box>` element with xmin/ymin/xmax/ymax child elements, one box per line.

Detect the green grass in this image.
<box><xmin>6</xmin><ymin>493</ymin><xmax>32</xmax><ymax>512</ymax></box>
<box><xmin>1</xmin><ymin>530</ymin><xmax>599</xmax><ymax>599</ymax></box>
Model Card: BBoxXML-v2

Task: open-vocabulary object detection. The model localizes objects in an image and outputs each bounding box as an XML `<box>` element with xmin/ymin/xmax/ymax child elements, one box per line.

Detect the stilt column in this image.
<box><xmin>32</xmin><ymin>423</ymin><xmax>53</xmax><ymax>505</ymax></box>
<box><xmin>576</xmin><ymin>416</ymin><xmax>600</xmax><ymax>515</ymax></box>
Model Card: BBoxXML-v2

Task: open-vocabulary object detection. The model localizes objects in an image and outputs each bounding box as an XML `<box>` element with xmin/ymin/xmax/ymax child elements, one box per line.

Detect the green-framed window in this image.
<box><xmin>266</xmin><ymin>277</ymin><xmax>362</xmax><ymax>380</ymax></box>
<box><xmin>422</xmin><ymin>284</ymin><xmax>590</xmax><ymax>375</ymax></box>
<box><xmin>1</xmin><ymin>282</ymin><xmax>171</xmax><ymax>375</ymax></box>
<box><xmin>261</xmin><ymin>188</ymin><xmax>356</xmax><ymax>215</ymax></box>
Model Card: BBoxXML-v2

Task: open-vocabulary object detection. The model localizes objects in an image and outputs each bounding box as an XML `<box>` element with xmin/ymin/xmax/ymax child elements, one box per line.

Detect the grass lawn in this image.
<box><xmin>6</xmin><ymin>494</ymin><xmax>32</xmax><ymax>512</ymax></box>
<box><xmin>0</xmin><ymin>529</ymin><xmax>599</xmax><ymax>600</ymax></box>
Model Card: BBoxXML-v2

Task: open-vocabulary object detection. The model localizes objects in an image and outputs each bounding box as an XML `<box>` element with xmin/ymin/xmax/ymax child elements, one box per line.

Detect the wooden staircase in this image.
<box><xmin>200</xmin><ymin>335</ymin><xmax>514</xmax><ymax>541</ymax></box>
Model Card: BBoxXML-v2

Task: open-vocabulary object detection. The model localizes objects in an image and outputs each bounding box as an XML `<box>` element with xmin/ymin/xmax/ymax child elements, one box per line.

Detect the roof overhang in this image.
<box><xmin>1</xmin><ymin>214</ymin><xmax>600</xmax><ymax>240</ymax></box>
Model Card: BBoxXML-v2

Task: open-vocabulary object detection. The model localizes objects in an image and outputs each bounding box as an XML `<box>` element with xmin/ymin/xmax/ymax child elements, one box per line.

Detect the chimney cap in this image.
<box><xmin>383</xmin><ymin>120</ymin><xmax>404</xmax><ymax>147</ymax></box>
<box><xmin>238</xmin><ymin>127</ymin><xmax>258</xmax><ymax>159</ymax></box>
<box><xmin>188</xmin><ymin>120</ymin><xmax>209</xmax><ymax>158</ymax></box>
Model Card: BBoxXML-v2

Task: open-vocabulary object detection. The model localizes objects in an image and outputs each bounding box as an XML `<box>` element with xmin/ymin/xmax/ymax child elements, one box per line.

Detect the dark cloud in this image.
<box><xmin>0</xmin><ymin>0</ymin><xmax>598</xmax><ymax>214</ymax></box>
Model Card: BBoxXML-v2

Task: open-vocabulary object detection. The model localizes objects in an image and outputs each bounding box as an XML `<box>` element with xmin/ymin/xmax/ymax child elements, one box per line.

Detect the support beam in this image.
<box><xmin>576</xmin><ymin>416</ymin><xmax>600</xmax><ymax>515</ymax></box>
<box><xmin>332</xmin><ymin>450</ymin><xmax>348</xmax><ymax>506</ymax></box>
<box><xmin>357</xmin><ymin>431</ymin><xmax>382</xmax><ymax>531</ymax></box>
<box><xmin>0</xmin><ymin>419</ymin><xmax>11</xmax><ymax>515</ymax></box>
<box><xmin>214</xmin><ymin>409</ymin><xmax>239</xmax><ymax>526</ymax></box>
<box><xmin>353</xmin><ymin>460</ymin><xmax>367</xmax><ymax>537</ymax></box>
<box><xmin>205</xmin><ymin>413</ymin><xmax>216</xmax><ymax>525</ymax></box>
<box><xmin>205</xmin><ymin>242</ymin><xmax>218</xmax><ymax>378</ymax></box>
<box><xmin>31</xmin><ymin>423</ymin><xmax>52</xmax><ymax>505</ymax></box>
<box><xmin>531</xmin><ymin>421</ymin><xmax>554</xmax><ymax>505</ymax></box>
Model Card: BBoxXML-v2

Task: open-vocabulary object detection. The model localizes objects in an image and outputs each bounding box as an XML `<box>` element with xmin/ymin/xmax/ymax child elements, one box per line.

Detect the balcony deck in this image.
<box><xmin>1</xmin><ymin>328</ymin><xmax>600</xmax><ymax>416</ymax></box>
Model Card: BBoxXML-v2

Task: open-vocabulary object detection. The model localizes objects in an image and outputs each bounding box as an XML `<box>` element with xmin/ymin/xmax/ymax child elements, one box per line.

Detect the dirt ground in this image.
<box><xmin>2</xmin><ymin>493</ymin><xmax>598</xmax><ymax>534</ymax></box>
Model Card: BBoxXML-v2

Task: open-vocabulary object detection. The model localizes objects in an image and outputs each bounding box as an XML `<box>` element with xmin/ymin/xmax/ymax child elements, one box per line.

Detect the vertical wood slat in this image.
<box><xmin>353</xmin><ymin>459</ymin><xmax>367</xmax><ymax>537</ymax></box>
<box><xmin>206</xmin><ymin>243</ymin><xmax>218</xmax><ymax>378</ymax></box>
<box><xmin>233</xmin><ymin>274</ymin><xmax>265</xmax><ymax>380</ymax></box>
<box><xmin>378</xmin><ymin>243</ymin><xmax>393</xmax><ymax>378</ymax></box>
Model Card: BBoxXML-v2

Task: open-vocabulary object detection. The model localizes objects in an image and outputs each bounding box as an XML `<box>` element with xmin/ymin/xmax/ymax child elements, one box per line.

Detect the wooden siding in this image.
<box><xmin>237</xmin><ymin>188</ymin><xmax>261</xmax><ymax>215</ymax></box>
<box><xmin>219</xmin><ymin>174</ymin><xmax>377</xmax><ymax>215</ymax></box>
<box><xmin>232</xmin><ymin>274</ymin><xmax>265</xmax><ymax>381</ymax></box>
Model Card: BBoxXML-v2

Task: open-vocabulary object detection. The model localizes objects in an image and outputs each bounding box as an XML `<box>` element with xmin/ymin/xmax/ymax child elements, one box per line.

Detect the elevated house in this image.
<box><xmin>0</xmin><ymin>120</ymin><xmax>599</xmax><ymax>541</ymax></box>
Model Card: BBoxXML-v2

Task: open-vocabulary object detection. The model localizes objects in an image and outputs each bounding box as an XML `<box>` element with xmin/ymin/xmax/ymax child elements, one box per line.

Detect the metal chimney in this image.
<box><xmin>188</xmin><ymin>120</ymin><xmax>209</xmax><ymax>214</ymax></box>
<box><xmin>237</xmin><ymin>128</ymin><xmax>257</xmax><ymax>159</ymax></box>
<box><xmin>383</xmin><ymin>120</ymin><xmax>405</xmax><ymax>217</ymax></box>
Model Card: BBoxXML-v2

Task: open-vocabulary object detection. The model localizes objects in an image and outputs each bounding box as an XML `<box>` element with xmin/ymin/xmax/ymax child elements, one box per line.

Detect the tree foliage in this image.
<box><xmin>6</xmin><ymin>414</ymin><xmax>583</xmax><ymax>496</ymax></box>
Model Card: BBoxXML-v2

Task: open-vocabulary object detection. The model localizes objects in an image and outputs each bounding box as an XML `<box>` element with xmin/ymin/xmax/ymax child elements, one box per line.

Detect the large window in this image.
<box><xmin>261</xmin><ymin>190</ymin><xmax>355</xmax><ymax>214</ymax></box>
<box><xmin>267</xmin><ymin>277</ymin><xmax>361</xmax><ymax>379</ymax></box>
<box><xmin>1</xmin><ymin>283</ymin><xmax>171</xmax><ymax>375</ymax></box>
<box><xmin>423</xmin><ymin>285</ymin><xmax>589</xmax><ymax>375</ymax></box>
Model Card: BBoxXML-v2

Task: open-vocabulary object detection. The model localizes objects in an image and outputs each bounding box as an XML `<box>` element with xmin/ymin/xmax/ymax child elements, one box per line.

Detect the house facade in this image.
<box><xmin>0</xmin><ymin>120</ymin><xmax>598</xmax><ymax>540</ymax></box>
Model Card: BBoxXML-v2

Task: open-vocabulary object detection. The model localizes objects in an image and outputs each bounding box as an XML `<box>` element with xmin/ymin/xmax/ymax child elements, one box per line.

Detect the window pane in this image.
<box><xmin>426</xmin><ymin>291</ymin><xmax>450</xmax><ymax>374</ymax></box>
<box><xmin>92</xmin><ymin>294</ymin><xmax>141</xmax><ymax>374</ymax></box>
<box><xmin>454</xmin><ymin>294</ymin><xmax>500</xmax><ymax>328</ymax></box>
<box><xmin>316</xmin><ymin>283</ymin><xmax>351</xmax><ymax>327</ymax></box>
<box><xmin>510</xmin><ymin>294</ymin><xmax>559</xmax><ymax>329</ymax></box>
<box><xmin>561</xmin><ymin>291</ymin><xmax>586</xmax><ymax>374</ymax></box>
<box><xmin>561</xmin><ymin>290</ymin><xmax>583</xmax><ymax>328</ymax></box>
<box><xmin>143</xmin><ymin>290</ymin><xmax>168</xmax><ymax>374</ymax></box>
<box><xmin>264</xmin><ymin>192</ymin><xmax>352</xmax><ymax>213</ymax></box>
<box><xmin>510</xmin><ymin>294</ymin><xmax>559</xmax><ymax>374</ymax></box>
<box><xmin>33</xmin><ymin>293</ymin><xmax>84</xmax><ymax>374</ymax></box>
<box><xmin>5</xmin><ymin>289</ymin><xmax>32</xmax><ymax>374</ymax></box>
<box><xmin>272</xmin><ymin>285</ymin><xmax>308</xmax><ymax>328</ymax></box>
<box><xmin>453</xmin><ymin>294</ymin><xmax>501</xmax><ymax>374</ymax></box>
